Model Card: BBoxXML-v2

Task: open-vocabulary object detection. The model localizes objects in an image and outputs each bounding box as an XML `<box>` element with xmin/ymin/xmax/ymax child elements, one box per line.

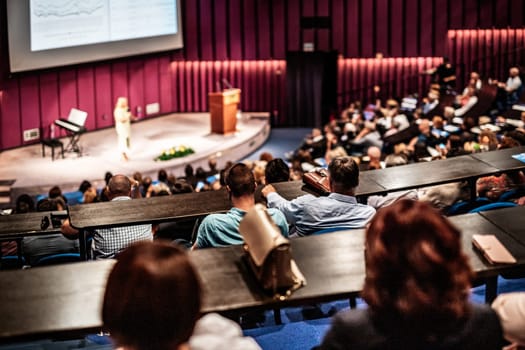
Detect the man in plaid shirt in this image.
<box><xmin>61</xmin><ymin>174</ymin><xmax>153</xmax><ymax>259</ymax></box>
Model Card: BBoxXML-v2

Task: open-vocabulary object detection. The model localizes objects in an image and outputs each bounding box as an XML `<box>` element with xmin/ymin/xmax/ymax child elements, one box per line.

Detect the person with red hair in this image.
<box><xmin>320</xmin><ymin>199</ymin><xmax>504</xmax><ymax>349</ymax></box>
<box><xmin>103</xmin><ymin>241</ymin><xmax>260</xmax><ymax>350</ymax></box>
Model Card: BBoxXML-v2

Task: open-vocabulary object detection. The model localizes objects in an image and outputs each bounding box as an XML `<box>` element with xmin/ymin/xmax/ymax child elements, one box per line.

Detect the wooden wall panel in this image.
<box><xmin>1</xmin><ymin>80</ymin><xmax>21</xmax><ymax>149</ymax></box>
<box><xmin>228</xmin><ymin>0</ymin><xmax>243</xmax><ymax>60</ymax></box>
<box><xmin>39</xmin><ymin>72</ymin><xmax>60</xmax><ymax>137</ymax></box>
<box><xmin>19</xmin><ymin>76</ymin><xmax>40</xmax><ymax>143</ymax></box>
<box><xmin>447</xmin><ymin>29</ymin><xmax>525</xmax><ymax>84</ymax></box>
<box><xmin>94</xmin><ymin>65</ymin><xmax>113</xmax><ymax>129</ymax></box>
<box><xmin>76</xmin><ymin>68</ymin><xmax>96</xmax><ymax>130</ymax></box>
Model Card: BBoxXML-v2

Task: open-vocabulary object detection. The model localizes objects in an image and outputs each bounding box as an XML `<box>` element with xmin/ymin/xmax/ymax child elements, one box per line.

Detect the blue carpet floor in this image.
<box><xmin>242</xmin><ymin>127</ymin><xmax>310</xmax><ymax>161</ymax></box>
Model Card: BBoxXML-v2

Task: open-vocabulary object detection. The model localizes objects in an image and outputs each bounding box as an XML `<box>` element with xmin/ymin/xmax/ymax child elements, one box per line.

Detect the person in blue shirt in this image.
<box><xmin>262</xmin><ymin>156</ymin><xmax>376</xmax><ymax>236</ymax></box>
<box><xmin>192</xmin><ymin>163</ymin><xmax>288</xmax><ymax>249</ymax></box>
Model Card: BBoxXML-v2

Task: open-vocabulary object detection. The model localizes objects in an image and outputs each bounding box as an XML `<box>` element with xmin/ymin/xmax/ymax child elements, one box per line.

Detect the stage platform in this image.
<box><xmin>0</xmin><ymin>112</ymin><xmax>270</xmax><ymax>205</ymax></box>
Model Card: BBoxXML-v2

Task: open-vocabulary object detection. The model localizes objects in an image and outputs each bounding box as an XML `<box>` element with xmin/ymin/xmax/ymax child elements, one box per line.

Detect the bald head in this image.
<box><xmin>107</xmin><ymin>174</ymin><xmax>132</xmax><ymax>199</ymax></box>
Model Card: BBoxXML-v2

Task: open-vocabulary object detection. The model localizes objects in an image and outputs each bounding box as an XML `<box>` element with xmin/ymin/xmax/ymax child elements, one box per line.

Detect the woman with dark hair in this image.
<box><xmin>320</xmin><ymin>199</ymin><xmax>504</xmax><ymax>350</ymax></box>
<box><xmin>103</xmin><ymin>241</ymin><xmax>260</xmax><ymax>350</ymax></box>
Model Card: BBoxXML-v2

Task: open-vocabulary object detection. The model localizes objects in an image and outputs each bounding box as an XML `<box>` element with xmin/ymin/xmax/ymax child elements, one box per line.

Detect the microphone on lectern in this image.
<box><xmin>222</xmin><ymin>78</ymin><xmax>234</xmax><ymax>90</ymax></box>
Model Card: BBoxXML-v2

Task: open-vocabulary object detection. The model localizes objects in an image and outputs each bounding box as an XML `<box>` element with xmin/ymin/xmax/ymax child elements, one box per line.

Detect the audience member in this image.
<box><xmin>103</xmin><ymin>241</ymin><xmax>261</xmax><ymax>350</ymax></box>
<box><xmin>495</xmin><ymin>66</ymin><xmax>523</xmax><ymax>111</ymax></box>
<box><xmin>421</xmin><ymin>90</ymin><xmax>441</xmax><ymax>116</ymax></box>
<box><xmin>48</xmin><ymin>185</ymin><xmax>67</xmax><ymax>204</ymax></box>
<box><xmin>319</xmin><ymin>200</ymin><xmax>504</xmax><ymax>349</ymax></box>
<box><xmin>23</xmin><ymin>198</ymin><xmax>79</xmax><ymax>265</ymax></box>
<box><xmin>492</xmin><ymin>292</ymin><xmax>525</xmax><ymax>349</ymax></box>
<box><xmin>61</xmin><ymin>174</ymin><xmax>153</xmax><ymax>259</ymax></box>
<box><xmin>263</xmin><ymin>156</ymin><xmax>375</xmax><ymax>236</ymax></box>
<box><xmin>255</xmin><ymin>158</ymin><xmax>291</xmax><ymax>204</ymax></box>
<box><xmin>78</xmin><ymin>180</ymin><xmax>92</xmax><ymax>194</ymax></box>
<box><xmin>407</xmin><ymin>119</ymin><xmax>440</xmax><ymax>157</ymax></box>
<box><xmin>15</xmin><ymin>194</ymin><xmax>35</xmax><ymax>214</ymax></box>
<box><xmin>1</xmin><ymin>194</ymin><xmax>36</xmax><ymax>256</ymax></box>
<box><xmin>365</xmin><ymin>146</ymin><xmax>382</xmax><ymax>170</ymax></box>
<box><xmin>426</xmin><ymin>56</ymin><xmax>457</xmax><ymax>93</ymax></box>
<box><xmin>192</xmin><ymin>163</ymin><xmax>288</xmax><ymax>249</ymax></box>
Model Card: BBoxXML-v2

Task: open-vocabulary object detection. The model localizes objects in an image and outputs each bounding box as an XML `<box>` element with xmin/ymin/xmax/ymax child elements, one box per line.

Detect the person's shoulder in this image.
<box><xmin>469</xmin><ymin>302</ymin><xmax>500</xmax><ymax>322</ymax></box>
<box><xmin>321</xmin><ymin>309</ymin><xmax>380</xmax><ymax>349</ymax></box>
<box><xmin>464</xmin><ymin>303</ymin><xmax>503</xmax><ymax>336</ymax></box>
<box><xmin>267</xmin><ymin>207</ymin><xmax>286</xmax><ymax>217</ymax></box>
<box><xmin>332</xmin><ymin>308</ymin><xmax>371</xmax><ymax>327</ymax></box>
<box><xmin>190</xmin><ymin>313</ymin><xmax>261</xmax><ymax>350</ymax></box>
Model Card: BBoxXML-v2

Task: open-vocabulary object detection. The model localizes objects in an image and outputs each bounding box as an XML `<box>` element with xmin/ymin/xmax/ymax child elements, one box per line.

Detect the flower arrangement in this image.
<box><xmin>154</xmin><ymin>145</ymin><xmax>195</xmax><ymax>161</ymax></box>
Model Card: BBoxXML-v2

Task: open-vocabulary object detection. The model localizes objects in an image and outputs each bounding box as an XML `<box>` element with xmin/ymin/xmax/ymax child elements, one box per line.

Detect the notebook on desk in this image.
<box><xmin>472</xmin><ymin>234</ymin><xmax>516</xmax><ymax>264</ymax></box>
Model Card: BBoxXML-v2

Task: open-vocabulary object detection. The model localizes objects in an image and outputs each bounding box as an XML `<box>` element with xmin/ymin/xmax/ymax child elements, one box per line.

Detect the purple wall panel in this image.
<box><xmin>1</xmin><ymin>80</ymin><xmax>21</xmax><ymax>148</ymax></box>
<box><xmin>375</xmin><ymin>0</ymin><xmax>389</xmax><ymax>57</ymax></box>
<box><xmin>158</xmin><ymin>57</ymin><xmax>173</xmax><ymax>115</ymax></box>
<box><xmin>404</xmin><ymin>0</ymin><xmax>419</xmax><ymax>56</ymax></box>
<box><xmin>242</xmin><ymin>1</ymin><xmax>257</xmax><ymax>59</ymax></box>
<box><xmin>463</xmin><ymin>0</ymin><xmax>479</xmax><ymax>28</ymax></box>
<box><xmin>191</xmin><ymin>61</ymin><xmax>200</xmax><ymax>111</ymax></box>
<box><xmin>184</xmin><ymin>62</ymin><xmax>193</xmax><ymax>111</ymax></box>
<box><xmin>345</xmin><ymin>1</ymin><xmax>359</xmax><ymax>57</ymax></box>
<box><xmin>301</xmin><ymin>0</ymin><xmax>315</xmax><ymax>48</ymax></box>
<box><xmin>256</xmin><ymin>1</ymin><xmax>271</xmax><ymax>58</ymax></box>
<box><xmin>213</xmin><ymin>0</ymin><xmax>228</xmax><ymax>59</ymax></box>
<box><xmin>143</xmin><ymin>58</ymin><xmax>160</xmax><ymax>115</ymax></box>
<box><xmin>228</xmin><ymin>0</ymin><xmax>243</xmax><ymax>60</ymax></box>
<box><xmin>111</xmin><ymin>62</ymin><xmax>129</xmax><ymax>105</ymax></box>
<box><xmin>127</xmin><ymin>60</ymin><xmax>145</xmax><ymax>117</ymax></box>
<box><xmin>315</xmin><ymin>0</ymin><xmax>330</xmax><ymax>52</ymax></box>
<box><xmin>390</xmin><ymin>0</ymin><xmax>404</xmax><ymax>57</ymax></box>
<box><xmin>509</xmin><ymin>0</ymin><xmax>524</xmax><ymax>27</ymax></box>
<box><xmin>19</xmin><ymin>76</ymin><xmax>40</xmax><ymax>144</ymax></box>
<box><xmin>495</xmin><ymin>0</ymin><xmax>508</xmax><ymax>27</ymax></box>
<box><xmin>176</xmin><ymin>62</ymin><xmax>186</xmax><ymax>111</ymax></box>
<box><xmin>480</xmin><ymin>0</ymin><xmax>495</xmax><ymax>27</ymax></box>
<box><xmin>39</xmin><ymin>72</ymin><xmax>60</xmax><ymax>136</ymax></box>
<box><xmin>331</xmin><ymin>0</ymin><xmax>345</xmax><ymax>55</ymax></box>
<box><xmin>434</xmin><ymin>0</ymin><xmax>448</xmax><ymax>54</ymax></box>
<box><xmin>76</xmin><ymin>68</ymin><xmax>96</xmax><ymax>130</ymax></box>
<box><xmin>448</xmin><ymin>0</ymin><xmax>463</xmax><ymax>29</ymax></box>
<box><xmin>182</xmin><ymin>1</ymin><xmax>199</xmax><ymax>60</ymax></box>
<box><xmin>58</xmin><ymin>70</ymin><xmax>78</xmax><ymax>125</ymax></box>
<box><xmin>199</xmin><ymin>0</ymin><xmax>214</xmax><ymax>60</ymax></box>
<box><xmin>199</xmin><ymin>62</ymin><xmax>208</xmax><ymax>111</ymax></box>
<box><xmin>94</xmin><ymin>65</ymin><xmax>113</xmax><ymax>129</ymax></box>
<box><xmin>419</xmin><ymin>0</ymin><xmax>434</xmax><ymax>57</ymax></box>
<box><xmin>360</xmin><ymin>0</ymin><xmax>374</xmax><ymax>57</ymax></box>
<box><xmin>286</xmin><ymin>0</ymin><xmax>301</xmax><ymax>52</ymax></box>
<box><xmin>272</xmin><ymin>0</ymin><xmax>286</xmax><ymax>58</ymax></box>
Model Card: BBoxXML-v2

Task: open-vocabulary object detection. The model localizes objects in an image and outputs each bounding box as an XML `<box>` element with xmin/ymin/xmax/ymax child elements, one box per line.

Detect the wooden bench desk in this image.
<box><xmin>3</xmin><ymin>208</ymin><xmax>525</xmax><ymax>342</ymax></box>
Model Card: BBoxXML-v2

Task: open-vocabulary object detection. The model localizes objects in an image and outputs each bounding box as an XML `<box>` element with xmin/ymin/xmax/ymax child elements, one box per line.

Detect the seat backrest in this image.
<box><xmin>468</xmin><ymin>201</ymin><xmax>517</xmax><ymax>213</ymax></box>
<box><xmin>447</xmin><ymin>197</ymin><xmax>492</xmax><ymax>216</ymax></box>
<box><xmin>313</xmin><ymin>227</ymin><xmax>352</xmax><ymax>235</ymax></box>
<box><xmin>32</xmin><ymin>253</ymin><xmax>81</xmax><ymax>267</ymax></box>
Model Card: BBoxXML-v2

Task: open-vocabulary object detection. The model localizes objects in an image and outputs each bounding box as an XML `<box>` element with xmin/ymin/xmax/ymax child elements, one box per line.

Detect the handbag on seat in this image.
<box><xmin>302</xmin><ymin>167</ymin><xmax>330</xmax><ymax>194</ymax></box>
<box><xmin>239</xmin><ymin>204</ymin><xmax>306</xmax><ymax>299</ymax></box>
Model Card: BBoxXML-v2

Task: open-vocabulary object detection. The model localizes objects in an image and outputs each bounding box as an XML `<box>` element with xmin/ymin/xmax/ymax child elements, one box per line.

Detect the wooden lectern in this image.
<box><xmin>209</xmin><ymin>88</ymin><xmax>241</xmax><ymax>134</ymax></box>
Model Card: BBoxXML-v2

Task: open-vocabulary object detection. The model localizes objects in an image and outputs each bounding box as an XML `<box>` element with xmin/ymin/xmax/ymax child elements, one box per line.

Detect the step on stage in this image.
<box><xmin>1</xmin><ymin>112</ymin><xmax>270</xmax><ymax>202</ymax></box>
